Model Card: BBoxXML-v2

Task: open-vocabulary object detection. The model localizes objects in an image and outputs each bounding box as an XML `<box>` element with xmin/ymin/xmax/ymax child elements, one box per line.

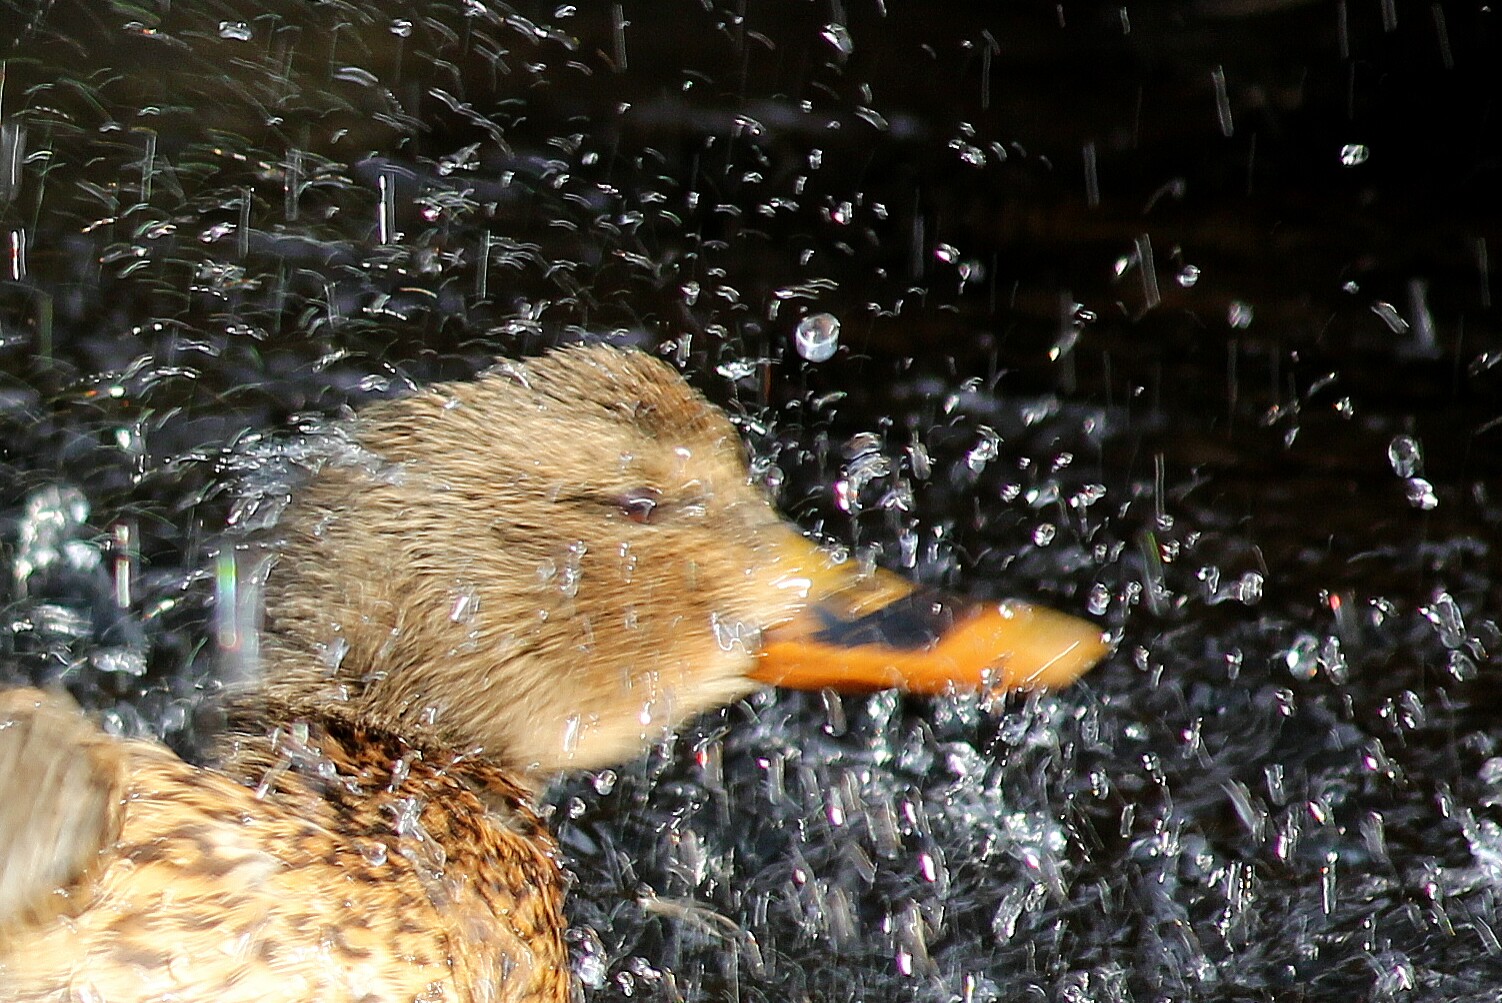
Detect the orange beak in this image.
<box><xmin>750</xmin><ymin>535</ymin><xmax>1109</xmax><ymax>695</ymax></box>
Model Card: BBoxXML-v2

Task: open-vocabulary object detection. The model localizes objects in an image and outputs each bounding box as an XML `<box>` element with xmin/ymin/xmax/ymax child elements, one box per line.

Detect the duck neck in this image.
<box><xmin>213</xmin><ymin>700</ymin><xmax>572</xmax><ymax>1002</ymax></box>
<box><xmin>213</xmin><ymin>698</ymin><xmax>547</xmax><ymax>820</ymax></box>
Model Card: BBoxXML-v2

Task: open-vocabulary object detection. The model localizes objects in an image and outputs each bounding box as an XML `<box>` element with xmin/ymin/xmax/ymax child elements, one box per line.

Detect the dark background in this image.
<box><xmin>1</xmin><ymin>1</ymin><xmax>1500</xmax><ymax>999</ymax></box>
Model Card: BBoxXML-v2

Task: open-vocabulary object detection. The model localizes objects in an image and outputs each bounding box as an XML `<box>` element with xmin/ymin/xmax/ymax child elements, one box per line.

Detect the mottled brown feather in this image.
<box><xmin>0</xmin><ymin>707</ymin><xmax>567</xmax><ymax>1002</ymax></box>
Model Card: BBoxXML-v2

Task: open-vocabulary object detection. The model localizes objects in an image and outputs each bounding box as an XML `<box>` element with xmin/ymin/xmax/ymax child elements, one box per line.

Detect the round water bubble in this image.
<box><xmin>1339</xmin><ymin>143</ymin><xmax>1370</xmax><ymax>166</ymax></box>
<box><xmin>1283</xmin><ymin>633</ymin><xmax>1319</xmax><ymax>680</ymax></box>
<box><xmin>1387</xmin><ymin>435</ymin><xmax>1422</xmax><ymax>477</ymax></box>
<box><xmin>795</xmin><ymin>312</ymin><xmax>840</xmax><ymax>362</ymax></box>
<box><xmin>1087</xmin><ymin>583</ymin><xmax>1110</xmax><ymax>616</ymax></box>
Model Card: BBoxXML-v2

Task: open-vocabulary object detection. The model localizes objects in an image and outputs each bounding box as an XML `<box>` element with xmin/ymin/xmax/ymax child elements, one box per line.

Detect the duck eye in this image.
<box><xmin>617</xmin><ymin>487</ymin><xmax>662</xmax><ymax>524</ymax></box>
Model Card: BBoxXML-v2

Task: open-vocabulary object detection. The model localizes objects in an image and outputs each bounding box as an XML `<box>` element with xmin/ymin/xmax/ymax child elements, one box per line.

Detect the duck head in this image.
<box><xmin>247</xmin><ymin>345</ymin><xmax>1108</xmax><ymax>776</ymax></box>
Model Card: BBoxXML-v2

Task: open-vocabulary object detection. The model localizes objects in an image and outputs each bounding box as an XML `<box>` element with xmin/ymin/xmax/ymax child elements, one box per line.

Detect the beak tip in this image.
<box><xmin>982</xmin><ymin>600</ymin><xmax>1111</xmax><ymax>691</ymax></box>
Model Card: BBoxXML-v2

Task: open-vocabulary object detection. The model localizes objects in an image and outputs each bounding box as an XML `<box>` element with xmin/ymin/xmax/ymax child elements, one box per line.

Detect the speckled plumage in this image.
<box><xmin>0</xmin><ymin>690</ymin><xmax>567</xmax><ymax>1002</ymax></box>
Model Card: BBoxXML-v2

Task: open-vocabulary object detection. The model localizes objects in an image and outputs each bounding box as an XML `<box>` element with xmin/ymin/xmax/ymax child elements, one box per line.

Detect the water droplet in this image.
<box><xmin>592</xmin><ymin>769</ymin><xmax>617</xmax><ymax>795</ymax></box>
<box><xmin>1087</xmin><ymin>583</ymin><xmax>1110</xmax><ymax>615</ymax></box>
<box><xmin>1228</xmin><ymin>301</ymin><xmax>1254</xmax><ymax>328</ymax></box>
<box><xmin>1320</xmin><ymin>849</ymin><xmax>1338</xmax><ymax>914</ymax></box>
<box><xmin>966</xmin><ymin>427</ymin><xmax>1000</xmax><ymax>472</ymax></box>
<box><xmin>1071</xmin><ymin>484</ymin><xmax>1107</xmax><ymax>510</ymax></box>
<box><xmin>897</xmin><ymin>527</ymin><xmax>919</xmax><ymax>568</ymax></box>
<box><xmin>951</xmin><ymin>140</ymin><xmax>986</xmax><ymax>166</ymax></box>
<box><xmin>217</xmin><ymin>20</ymin><xmax>252</xmax><ymax>40</ymax></box>
<box><xmin>1212</xmin><ymin>65</ymin><xmax>1233</xmax><ymax>136</ymax></box>
<box><xmin>0</xmin><ymin>122</ymin><xmax>25</xmax><ymax>204</ymax></box>
<box><xmin>1403</xmin><ymin>477</ymin><xmax>1437</xmax><ymax>510</ymax></box>
<box><xmin>934</xmin><ymin>243</ymin><xmax>959</xmax><ymax>264</ymax></box>
<box><xmin>1339</xmin><ymin>143</ymin><xmax>1370</xmax><ymax>166</ymax></box>
<box><xmin>1177</xmin><ymin>264</ymin><xmax>1201</xmax><ymax>287</ymax></box>
<box><xmin>821</xmin><ymin>22</ymin><xmax>854</xmax><ymax>56</ymax></box>
<box><xmin>390</xmin><ymin>18</ymin><xmax>413</xmax><ymax>36</ymax></box>
<box><xmin>573</xmin><ymin>928</ymin><xmax>608</xmax><ymax>987</ymax></box>
<box><xmin>559</xmin><ymin>541</ymin><xmax>586</xmax><ymax>597</ymax></box>
<box><xmin>1480</xmin><ymin>758</ymin><xmax>1502</xmax><ymax>787</ymax></box>
<box><xmin>795</xmin><ymin>313</ymin><xmax>840</xmax><ymax>362</ymax></box>
<box><xmin>833</xmin><ymin>479</ymin><xmax>854</xmax><ymax>513</ymax></box>
<box><xmin>1283</xmin><ymin>634</ymin><xmax>1319</xmax><ymax>680</ymax></box>
<box><xmin>991</xmin><ymin>886</ymin><xmax>1030</xmax><ymax>943</ymax></box>
<box><xmin>716</xmin><ymin>359</ymin><xmax>757</xmax><ymax>380</ymax></box>
<box><xmin>1032</xmin><ymin>523</ymin><xmax>1056</xmax><ymax>546</ymax></box>
<box><xmin>1372</xmin><ymin>953</ymin><xmax>1415</xmax><ymax>995</ymax></box>
<box><xmin>377</xmin><ymin>170</ymin><xmax>397</xmax><ymax>244</ymax></box>
<box><xmin>1448</xmin><ymin>650</ymin><xmax>1478</xmax><ymax>681</ymax></box>
<box><xmin>1387</xmin><ymin>435</ymin><xmax>1422</xmax><ymax>476</ymax></box>
<box><xmin>359</xmin><ymin>840</ymin><xmax>388</xmax><ymax>867</ymax></box>
<box><xmin>320</xmin><ymin>635</ymin><xmax>349</xmax><ymax>674</ymax></box>
<box><xmin>1319</xmin><ymin>636</ymin><xmax>1349</xmax><ymax>683</ymax></box>
<box><xmin>1423</xmin><ymin>592</ymin><xmax>1466</xmax><ymax>648</ymax></box>
<box><xmin>91</xmin><ymin>648</ymin><xmax>147</xmax><ymax>676</ymax></box>
<box><xmin>1236</xmin><ymin>571</ymin><xmax>1264</xmax><ymax>604</ymax></box>
<box><xmin>1371</xmin><ymin>300</ymin><xmax>1409</xmax><ymax>333</ymax></box>
<box><xmin>907</xmin><ymin>442</ymin><xmax>932</xmax><ymax>480</ymax></box>
<box><xmin>449</xmin><ymin>588</ymin><xmax>478</xmax><ymax>623</ymax></box>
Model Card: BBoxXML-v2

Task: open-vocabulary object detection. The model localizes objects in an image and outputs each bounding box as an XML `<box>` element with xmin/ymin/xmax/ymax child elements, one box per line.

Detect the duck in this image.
<box><xmin>0</xmin><ymin>344</ymin><xmax>1109</xmax><ymax>1002</ymax></box>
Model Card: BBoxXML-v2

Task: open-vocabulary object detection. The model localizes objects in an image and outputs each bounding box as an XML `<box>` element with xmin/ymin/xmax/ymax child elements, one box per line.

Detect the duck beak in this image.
<box><xmin>750</xmin><ymin>535</ymin><xmax>1109</xmax><ymax>696</ymax></box>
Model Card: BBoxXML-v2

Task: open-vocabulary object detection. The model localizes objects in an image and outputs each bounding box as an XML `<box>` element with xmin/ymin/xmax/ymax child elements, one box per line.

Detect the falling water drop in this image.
<box><xmin>795</xmin><ymin>313</ymin><xmax>840</xmax><ymax>362</ymax></box>
<box><xmin>8</xmin><ymin>228</ymin><xmax>25</xmax><ymax>280</ymax></box>
<box><xmin>1211</xmin><ymin>65</ymin><xmax>1233</xmax><ymax>137</ymax></box>
<box><xmin>1403</xmin><ymin>478</ymin><xmax>1437</xmax><ymax>510</ymax></box>
<box><xmin>0</xmin><ymin>122</ymin><xmax>25</xmax><ymax>204</ymax></box>
<box><xmin>378</xmin><ymin>170</ymin><xmax>397</xmax><ymax>244</ymax></box>
<box><xmin>1371</xmin><ymin>301</ymin><xmax>1409</xmax><ymax>333</ymax></box>
<box><xmin>821</xmin><ymin>23</ymin><xmax>854</xmax><ymax>56</ymax></box>
<box><xmin>1387</xmin><ymin>435</ymin><xmax>1422</xmax><ymax>477</ymax></box>
<box><xmin>1339</xmin><ymin>144</ymin><xmax>1370</xmax><ymax>166</ymax></box>
<box><xmin>1282</xmin><ymin>634</ymin><xmax>1319</xmax><ymax>680</ymax></box>
<box><xmin>1423</xmin><ymin>593</ymin><xmax>1466</xmax><ymax>649</ymax></box>
<box><xmin>1087</xmin><ymin>583</ymin><xmax>1110</xmax><ymax>616</ymax></box>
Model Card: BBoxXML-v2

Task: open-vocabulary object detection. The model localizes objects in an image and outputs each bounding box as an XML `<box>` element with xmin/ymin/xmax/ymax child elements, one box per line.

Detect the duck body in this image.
<box><xmin>0</xmin><ymin>691</ymin><xmax>566</xmax><ymax>1002</ymax></box>
<box><xmin>0</xmin><ymin>346</ymin><xmax>1107</xmax><ymax>1001</ymax></box>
